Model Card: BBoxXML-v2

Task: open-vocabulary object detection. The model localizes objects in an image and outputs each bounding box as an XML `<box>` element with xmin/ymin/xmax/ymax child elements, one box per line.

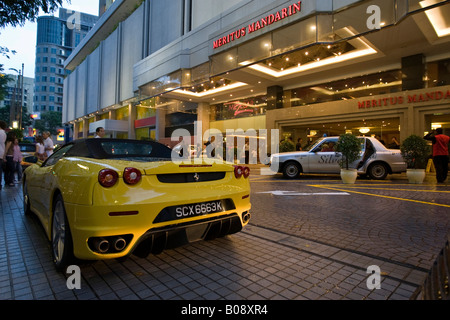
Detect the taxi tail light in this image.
<box><xmin>123</xmin><ymin>167</ymin><xmax>142</xmax><ymax>185</ymax></box>
<box><xmin>98</xmin><ymin>169</ymin><xmax>119</xmax><ymax>188</ymax></box>
<box><xmin>234</xmin><ymin>166</ymin><xmax>250</xmax><ymax>179</ymax></box>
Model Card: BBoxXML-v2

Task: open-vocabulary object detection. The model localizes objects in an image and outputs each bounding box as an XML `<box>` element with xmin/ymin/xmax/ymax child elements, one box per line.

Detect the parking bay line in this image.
<box><xmin>257</xmin><ymin>190</ymin><xmax>350</xmax><ymax>196</ymax></box>
<box><xmin>309</xmin><ymin>185</ymin><xmax>450</xmax><ymax>208</ymax></box>
<box><xmin>312</xmin><ymin>185</ymin><xmax>450</xmax><ymax>193</ymax></box>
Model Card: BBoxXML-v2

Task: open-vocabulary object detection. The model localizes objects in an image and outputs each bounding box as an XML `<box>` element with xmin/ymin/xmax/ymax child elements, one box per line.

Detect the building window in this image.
<box><xmin>426</xmin><ymin>58</ymin><xmax>450</xmax><ymax>87</ymax></box>
<box><xmin>288</xmin><ymin>70</ymin><xmax>402</xmax><ymax>108</ymax></box>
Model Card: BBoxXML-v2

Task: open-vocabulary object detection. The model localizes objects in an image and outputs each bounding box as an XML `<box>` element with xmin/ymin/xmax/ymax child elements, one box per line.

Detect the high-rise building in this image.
<box><xmin>33</xmin><ymin>8</ymin><xmax>98</xmax><ymax>113</ymax></box>
<box><xmin>99</xmin><ymin>0</ymin><xmax>116</xmax><ymax>16</ymax></box>
<box><xmin>0</xmin><ymin>74</ymin><xmax>34</xmax><ymax>119</ymax></box>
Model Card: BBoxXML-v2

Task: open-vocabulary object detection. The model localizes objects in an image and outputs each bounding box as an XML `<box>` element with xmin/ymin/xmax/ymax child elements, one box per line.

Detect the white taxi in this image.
<box><xmin>270</xmin><ymin>136</ymin><xmax>407</xmax><ymax>180</ymax></box>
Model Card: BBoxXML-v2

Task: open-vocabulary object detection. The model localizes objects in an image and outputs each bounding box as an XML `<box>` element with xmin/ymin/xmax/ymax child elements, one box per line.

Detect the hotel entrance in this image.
<box><xmin>281</xmin><ymin>117</ymin><xmax>401</xmax><ymax>149</ymax></box>
<box><xmin>425</xmin><ymin>112</ymin><xmax>450</xmax><ymax>135</ymax></box>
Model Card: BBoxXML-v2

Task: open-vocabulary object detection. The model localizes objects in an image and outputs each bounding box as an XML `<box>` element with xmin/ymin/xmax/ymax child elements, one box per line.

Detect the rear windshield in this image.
<box><xmin>84</xmin><ymin>139</ymin><xmax>173</xmax><ymax>160</ymax></box>
<box><xmin>100</xmin><ymin>141</ymin><xmax>154</xmax><ymax>156</ymax></box>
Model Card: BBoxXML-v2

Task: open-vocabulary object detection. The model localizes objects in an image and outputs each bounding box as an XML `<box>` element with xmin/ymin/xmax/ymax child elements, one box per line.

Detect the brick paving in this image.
<box><xmin>0</xmin><ymin>172</ymin><xmax>449</xmax><ymax>302</ymax></box>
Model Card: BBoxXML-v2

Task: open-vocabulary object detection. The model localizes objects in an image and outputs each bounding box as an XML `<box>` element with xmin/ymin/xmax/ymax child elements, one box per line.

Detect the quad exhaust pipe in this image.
<box><xmin>242</xmin><ymin>212</ymin><xmax>251</xmax><ymax>223</ymax></box>
<box><xmin>92</xmin><ymin>238</ymin><xmax>110</xmax><ymax>253</ymax></box>
<box><xmin>90</xmin><ymin>236</ymin><xmax>130</xmax><ymax>254</ymax></box>
<box><xmin>113</xmin><ymin>237</ymin><xmax>127</xmax><ymax>251</ymax></box>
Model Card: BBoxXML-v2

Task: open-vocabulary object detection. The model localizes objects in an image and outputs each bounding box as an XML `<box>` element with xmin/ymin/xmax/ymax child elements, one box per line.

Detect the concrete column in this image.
<box><xmin>267</xmin><ymin>86</ymin><xmax>283</xmax><ymax>110</ymax></box>
<box><xmin>197</xmin><ymin>102</ymin><xmax>210</xmax><ymax>140</ymax></box>
<box><xmin>73</xmin><ymin>122</ymin><xmax>80</xmax><ymax>140</ymax></box>
<box><xmin>128</xmin><ymin>103</ymin><xmax>136</xmax><ymax>139</ymax></box>
<box><xmin>402</xmin><ymin>54</ymin><xmax>425</xmax><ymax>91</ymax></box>
<box><xmin>82</xmin><ymin>118</ymin><xmax>89</xmax><ymax>138</ymax></box>
<box><xmin>155</xmin><ymin>108</ymin><xmax>166</xmax><ymax>141</ymax></box>
<box><xmin>109</xmin><ymin>109</ymin><xmax>116</xmax><ymax>138</ymax></box>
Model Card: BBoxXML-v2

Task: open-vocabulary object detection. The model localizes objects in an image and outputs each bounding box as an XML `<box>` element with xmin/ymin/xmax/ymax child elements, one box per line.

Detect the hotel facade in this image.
<box><xmin>63</xmin><ymin>0</ymin><xmax>450</xmax><ymax>150</ymax></box>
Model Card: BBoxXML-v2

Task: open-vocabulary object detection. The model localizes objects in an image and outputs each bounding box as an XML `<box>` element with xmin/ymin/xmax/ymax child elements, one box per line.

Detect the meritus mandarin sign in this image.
<box><xmin>213</xmin><ymin>1</ymin><xmax>302</xmax><ymax>49</ymax></box>
<box><xmin>358</xmin><ymin>89</ymin><xmax>450</xmax><ymax>109</ymax></box>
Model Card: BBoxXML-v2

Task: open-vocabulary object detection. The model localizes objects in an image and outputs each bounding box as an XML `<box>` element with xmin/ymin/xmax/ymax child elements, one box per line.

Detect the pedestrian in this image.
<box><xmin>3</xmin><ymin>132</ymin><xmax>16</xmax><ymax>187</ymax></box>
<box><xmin>388</xmin><ymin>137</ymin><xmax>400</xmax><ymax>149</ymax></box>
<box><xmin>35</xmin><ymin>135</ymin><xmax>46</xmax><ymax>161</ymax></box>
<box><xmin>0</xmin><ymin>120</ymin><xmax>7</xmax><ymax>190</ymax></box>
<box><xmin>95</xmin><ymin>127</ymin><xmax>105</xmax><ymax>138</ymax></box>
<box><xmin>42</xmin><ymin>131</ymin><xmax>54</xmax><ymax>157</ymax></box>
<box><xmin>12</xmin><ymin>138</ymin><xmax>23</xmax><ymax>182</ymax></box>
<box><xmin>296</xmin><ymin>138</ymin><xmax>303</xmax><ymax>151</ymax></box>
<box><xmin>424</xmin><ymin>128</ymin><xmax>449</xmax><ymax>183</ymax></box>
<box><xmin>375</xmin><ymin>134</ymin><xmax>386</xmax><ymax>146</ymax></box>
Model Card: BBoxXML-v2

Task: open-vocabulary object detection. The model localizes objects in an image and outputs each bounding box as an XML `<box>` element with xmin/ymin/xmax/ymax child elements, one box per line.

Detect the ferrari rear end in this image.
<box><xmin>65</xmin><ymin>160</ymin><xmax>251</xmax><ymax>260</ymax></box>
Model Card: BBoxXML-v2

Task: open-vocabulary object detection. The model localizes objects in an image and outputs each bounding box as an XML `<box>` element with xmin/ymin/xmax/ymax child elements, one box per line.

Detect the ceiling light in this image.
<box><xmin>359</xmin><ymin>127</ymin><xmax>371</xmax><ymax>134</ymax></box>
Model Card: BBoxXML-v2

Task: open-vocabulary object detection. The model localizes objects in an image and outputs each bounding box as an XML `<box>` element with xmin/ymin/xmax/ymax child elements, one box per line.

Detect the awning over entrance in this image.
<box><xmin>89</xmin><ymin>119</ymin><xmax>128</xmax><ymax>134</ymax></box>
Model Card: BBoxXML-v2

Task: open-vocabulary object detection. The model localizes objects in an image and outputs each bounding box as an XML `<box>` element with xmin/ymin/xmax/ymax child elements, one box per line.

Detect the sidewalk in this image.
<box><xmin>1</xmin><ymin>173</ymin><xmax>448</xmax><ymax>300</ymax></box>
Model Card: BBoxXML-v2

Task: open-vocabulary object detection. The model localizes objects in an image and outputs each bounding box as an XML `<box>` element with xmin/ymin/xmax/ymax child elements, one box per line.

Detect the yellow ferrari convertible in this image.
<box><xmin>23</xmin><ymin>139</ymin><xmax>251</xmax><ymax>270</ymax></box>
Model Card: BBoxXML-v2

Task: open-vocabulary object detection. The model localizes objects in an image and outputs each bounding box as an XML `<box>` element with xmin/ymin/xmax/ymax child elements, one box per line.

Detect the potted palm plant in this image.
<box><xmin>335</xmin><ymin>133</ymin><xmax>362</xmax><ymax>184</ymax></box>
<box><xmin>400</xmin><ymin>134</ymin><xmax>430</xmax><ymax>184</ymax></box>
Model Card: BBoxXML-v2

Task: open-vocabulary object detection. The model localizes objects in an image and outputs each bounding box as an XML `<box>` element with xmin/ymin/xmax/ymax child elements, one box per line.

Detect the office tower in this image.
<box><xmin>33</xmin><ymin>8</ymin><xmax>98</xmax><ymax>113</ymax></box>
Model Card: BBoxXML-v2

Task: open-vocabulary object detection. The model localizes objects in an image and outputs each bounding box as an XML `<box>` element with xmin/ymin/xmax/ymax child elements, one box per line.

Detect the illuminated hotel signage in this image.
<box><xmin>358</xmin><ymin>89</ymin><xmax>450</xmax><ymax>109</ymax></box>
<box><xmin>213</xmin><ymin>1</ymin><xmax>302</xmax><ymax>49</ymax></box>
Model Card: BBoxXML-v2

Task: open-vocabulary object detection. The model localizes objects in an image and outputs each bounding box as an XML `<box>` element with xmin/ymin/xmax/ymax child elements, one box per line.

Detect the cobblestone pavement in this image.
<box><xmin>0</xmin><ymin>171</ymin><xmax>449</xmax><ymax>303</ymax></box>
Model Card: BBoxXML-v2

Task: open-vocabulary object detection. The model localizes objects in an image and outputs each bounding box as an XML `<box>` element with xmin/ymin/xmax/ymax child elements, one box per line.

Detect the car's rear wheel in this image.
<box><xmin>52</xmin><ymin>194</ymin><xmax>74</xmax><ymax>271</ymax></box>
<box><xmin>367</xmin><ymin>162</ymin><xmax>388</xmax><ymax>180</ymax></box>
<box><xmin>283</xmin><ymin>161</ymin><xmax>301</xmax><ymax>179</ymax></box>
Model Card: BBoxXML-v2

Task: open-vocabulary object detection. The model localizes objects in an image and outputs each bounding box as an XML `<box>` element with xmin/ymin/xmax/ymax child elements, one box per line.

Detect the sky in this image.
<box><xmin>0</xmin><ymin>0</ymin><xmax>99</xmax><ymax>78</ymax></box>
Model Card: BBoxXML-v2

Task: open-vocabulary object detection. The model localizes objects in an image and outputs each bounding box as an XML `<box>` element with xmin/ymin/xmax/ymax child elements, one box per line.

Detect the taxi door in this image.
<box><xmin>307</xmin><ymin>138</ymin><xmax>341</xmax><ymax>173</ymax></box>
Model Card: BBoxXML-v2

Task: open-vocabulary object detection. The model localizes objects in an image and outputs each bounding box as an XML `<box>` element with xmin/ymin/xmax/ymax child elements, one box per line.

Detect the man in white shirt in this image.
<box><xmin>0</xmin><ymin>121</ymin><xmax>7</xmax><ymax>190</ymax></box>
<box><xmin>43</xmin><ymin>131</ymin><xmax>54</xmax><ymax>157</ymax></box>
<box><xmin>94</xmin><ymin>127</ymin><xmax>105</xmax><ymax>138</ymax></box>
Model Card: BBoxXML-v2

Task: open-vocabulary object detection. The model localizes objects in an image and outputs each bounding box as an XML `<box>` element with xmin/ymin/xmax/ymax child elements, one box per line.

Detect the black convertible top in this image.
<box><xmin>63</xmin><ymin>138</ymin><xmax>173</xmax><ymax>160</ymax></box>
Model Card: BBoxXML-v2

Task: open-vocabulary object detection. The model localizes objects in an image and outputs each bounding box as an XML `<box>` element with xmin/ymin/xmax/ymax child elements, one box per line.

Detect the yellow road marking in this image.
<box><xmin>309</xmin><ymin>185</ymin><xmax>450</xmax><ymax>208</ymax></box>
<box><xmin>310</xmin><ymin>185</ymin><xmax>450</xmax><ymax>193</ymax></box>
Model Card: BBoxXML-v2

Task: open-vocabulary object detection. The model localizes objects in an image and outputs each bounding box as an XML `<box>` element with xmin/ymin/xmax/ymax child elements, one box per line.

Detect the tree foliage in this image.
<box><xmin>400</xmin><ymin>135</ymin><xmax>431</xmax><ymax>169</ymax></box>
<box><xmin>0</xmin><ymin>0</ymin><xmax>70</xmax><ymax>28</ymax></box>
<box><xmin>0</xmin><ymin>106</ymin><xmax>33</xmax><ymax>128</ymax></box>
<box><xmin>0</xmin><ymin>72</ymin><xmax>12</xmax><ymax>101</ymax></box>
<box><xmin>335</xmin><ymin>133</ymin><xmax>362</xmax><ymax>170</ymax></box>
<box><xmin>34</xmin><ymin>111</ymin><xmax>62</xmax><ymax>135</ymax></box>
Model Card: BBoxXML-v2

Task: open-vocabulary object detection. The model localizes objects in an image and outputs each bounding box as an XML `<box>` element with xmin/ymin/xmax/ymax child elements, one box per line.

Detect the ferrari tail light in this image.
<box><xmin>234</xmin><ymin>165</ymin><xmax>243</xmax><ymax>178</ymax></box>
<box><xmin>123</xmin><ymin>167</ymin><xmax>142</xmax><ymax>185</ymax></box>
<box><xmin>234</xmin><ymin>166</ymin><xmax>250</xmax><ymax>179</ymax></box>
<box><xmin>243</xmin><ymin>166</ymin><xmax>250</xmax><ymax>178</ymax></box>
<box><xmin>98</xmin><ymin>169</ymin><xmax>119</xmax><ymax>188</ymax></box>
